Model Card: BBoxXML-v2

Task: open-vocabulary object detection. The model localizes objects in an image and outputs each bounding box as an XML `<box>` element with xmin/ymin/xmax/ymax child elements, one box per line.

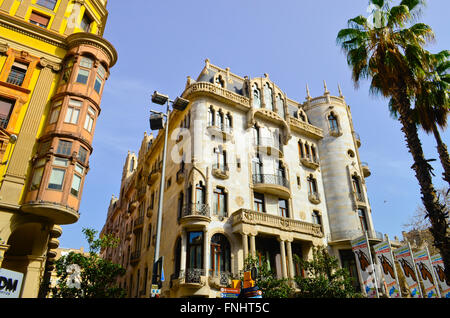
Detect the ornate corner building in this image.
<box><xmin>0</xmin><ymin>0</ymin><xmax>117</xmax><ymax>297</ymax></box>
<box><xmin>100</xmin><ymin>59</ymin><xmax>398</xmax><ymax>298</ymax></box>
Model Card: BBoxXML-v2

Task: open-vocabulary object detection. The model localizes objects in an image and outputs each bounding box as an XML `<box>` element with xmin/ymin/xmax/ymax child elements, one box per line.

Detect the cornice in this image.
<box><xmin>0</xmin><ymin>12</ymin><xmax>117</xmax><ymax>67</ymax></box>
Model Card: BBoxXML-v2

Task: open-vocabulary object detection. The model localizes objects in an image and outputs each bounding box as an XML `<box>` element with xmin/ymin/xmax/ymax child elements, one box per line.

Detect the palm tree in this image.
<box><xmin>413</xmin><ymin>50</ymin><xmax>450</xmax><ymax>185</ymax></box>
<box><xmin>337</xmin><ymin>0</ymin><xmax>450</xmax><ymax>282</ymax></box>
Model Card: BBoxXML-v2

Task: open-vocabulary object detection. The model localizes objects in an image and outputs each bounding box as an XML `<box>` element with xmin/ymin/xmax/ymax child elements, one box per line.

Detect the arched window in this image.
<box><xmin>328</xmin><ymin>113</ymin><xmax>339</xmax><ymax>134</ymax></box>
<box><xmin>252</xmin><ymin>84</ymin><xmax>261</xmax><ymax>108</ymax></box>
<box><xmin>263</xmin><ymin>83</ymin><xmax>274</xmax><ymax>111</ymax></box>
<box><xmin>352</xmin><ymin>175</ymin><xmax>364</xmax><ymax>201</ymax></box>
<box><xmin>195</xmin><ymin>181</ymin><xmax>205</xmax><ymax>205</ymax></box>
<box><xmin>210</xmin><ymin>233</ymin><xmax>231</xmax><ymax>276</ymax></box>
<box><xmin>307</xmin><ymin>174</ymin><xmax>318</xmax><ymax>195</ymax></box>
<box><xmin>276</xmin><ymin>94</ymin><xmax>285</xmax><ymax>119</ymax></box>
<box><xmin>298</xmin><ymin>140</ymin><xmax>305</xmax><ymax>159</ymax></box>
<box><xmin>208</xmin><ymin>106</ymin><xmax>215</xmax><ymax>126</ymax></box>
<box><xmin>299</xmin><ymin>111</ymin><xmax>306</xmax><ymax>122</ymax></box>
<box><xmin>225</xmin><ymin>114</ymin><xmax>232</xmax><ymax>133</ymax></box>
<box><xmin>215</xmin><ymin>75</ymin><xmax>225</xmax><ymax>88</ymax></box>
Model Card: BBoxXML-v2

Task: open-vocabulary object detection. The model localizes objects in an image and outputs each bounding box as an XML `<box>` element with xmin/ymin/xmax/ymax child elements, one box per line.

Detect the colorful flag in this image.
<box><xmin>414</xmin><ymin>248</ymin><xmax>440</xmax><ymax>298</ymax></box>
<box><xmin>373</xmin><ymin>240</ymin><xmax>401</xmax><ymax>298</ymax></box>
<box><xmin>430</xmin><ymin>254</ymin><xmax>450</xmax><ymax>298</ymax></box>
<box><xmin>393</xmin><ymin>244</ymin><xmax>422</xmax><ymax>298</ymax></box>
<box><xmin>351</xmin><ymin>234</ymin><xmax>378</xmax><ymax>298</ymax></box>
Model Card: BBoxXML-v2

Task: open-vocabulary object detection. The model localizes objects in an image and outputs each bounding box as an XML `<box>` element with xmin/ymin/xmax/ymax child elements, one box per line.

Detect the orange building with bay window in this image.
<box><xmin>0</xmin><ymin>0</ymin><xmax>117</xmax><ymax>298</ymax></box>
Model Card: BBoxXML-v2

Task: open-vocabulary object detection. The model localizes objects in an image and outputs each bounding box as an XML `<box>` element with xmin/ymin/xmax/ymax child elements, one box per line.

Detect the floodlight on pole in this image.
<box><xmin>149</xmin><ymin>91</ymin><xmax>189</xmax><ymax>295</ymax></box>
<box><xmin>151</xmin><ymin>91</ymin><xmax>169</xmax><ymax>105</ymax></box>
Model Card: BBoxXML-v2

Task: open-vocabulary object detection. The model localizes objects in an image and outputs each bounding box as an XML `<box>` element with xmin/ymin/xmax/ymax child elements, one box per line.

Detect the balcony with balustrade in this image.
<box><xmin>179</xmin><ymin>203</ymin><xmax>211</xmax><ymax>227</ymax></box>
<box><xmin>361</xmin><ymin>162</ymin><xmax>371</xmax><ymax>177</ymax></box>
<box><xmin>231</xmin><ymin>208</ymin><xmax>323</xmax><ymax>242</ymax></box>
<box><xmin>252</xmin><ymin>173</ymin><xmax>290</xmax><ymax>198</ymax></box>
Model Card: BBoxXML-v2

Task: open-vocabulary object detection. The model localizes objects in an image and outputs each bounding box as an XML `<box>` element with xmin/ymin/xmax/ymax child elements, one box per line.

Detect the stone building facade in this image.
<box><xmin>0</xmin><ymin>0</ymin><xmax>117</xmax><ymax>297</ymax></box>
<box><xmin>101</xmin><ymin>59</ymin><xmax>390</xmax><ymax>298</ymax></box>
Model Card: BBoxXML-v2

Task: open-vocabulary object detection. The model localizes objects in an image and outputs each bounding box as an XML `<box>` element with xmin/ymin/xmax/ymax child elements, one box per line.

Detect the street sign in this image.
<box><xmin>221</xmin><ymin>293</ymin><xmax>239</xmax><ymax>298</ymax></box>
<box><xmin>220</xmin><ymin>287</ymin><xmax>240</xmax><ymax>294</ymax></box>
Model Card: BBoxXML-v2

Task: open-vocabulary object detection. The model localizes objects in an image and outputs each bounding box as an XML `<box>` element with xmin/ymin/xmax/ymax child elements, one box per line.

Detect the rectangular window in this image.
<box><xmin>213</xmin><ymin>187</ymin><xmax>227</xmax><ymax>217</ymax></box>
<box><xmin>30</xmin><ymin>166</ymin><xmax>44</xmax><ymax>190</ymax></box>
<box><xmin>254</xmin><ymin>192</ymin><xmax>265</xmax><ymax>212</ymax></box>
<box><xmin>7</xmin><ymin>62</ymin><xmax>28</xmax><ymax>86</ymax></box>
<box><xmin>84</xmin><ymin>106</ymin><xmax>95</xmax><ymax>132</ymax></box>
<box><xmin>49</xmin><ymin>102</ymin><xmax>62</xmax><ymax>124</ymax></box>
<box><xmin>78</xmin><ymin>146</ymin><xmax>88</xmax><ymax>163</ymax></box>
<box><xmin>278</xmin><ymin>199</ymin><xmax>288</xmax><ymax>218</ymax></box>
<box><xmin>48</xmin><ymin>168</ymin><xmax>65</xmax><ymax>190</ymax></box>
<box><xmin>61</xmin><ymin>58</ymin><xmax>74</xmax><ymax>84</ymax></box>
<box><xmin>36</xmin><ymin>0</ymin><xmax>57</xmax><ymax>10</ymax></box>
<box><xmin>29</xmin><ymin>11</ymin><xmax>50</xmax><ymax>28</ymax></box>
<box><xmin>56</xmin><ymin>140</ymin><xmax>72</xmax><ymax>156</ymax></box>
<box><xmin>71</xmin><ymin>174</ymin><xmax>82</xmax><ymax>197</ymax></box>
<box><xmin>80</xmin><ymin>14</ymin><xmax>92</xmax><ymax>32</ymax></box>
<box><xmin>53</xmin><ymin>157</ymin><xmax>69</xmax><ymax>167</ymax></box>
<box><xmin>358</xmin><ymin>208</ymin><xmax>368</xmax><ymax>231</ymax></box>
<box><xmin>76</xmin><ymin>69</ymin><xmax>90</xmax><ymax>84</ymax></box>
<box><xmin>187</xmin><ymin>231</ymin><xmax>203</xmax><ymax>269</ymax></box>
<box><xmin>64</xmin><ymin>107</ymin><xmax>79</xmax><ymax>124</ymax></box>
<box><xmin>312</xmin><ymin>211</ymin><xmax>321</xmax><ymax>225</ymax></box>
<box><xmin>94</xmin><ymin>75</ymin><xmax>103</xmax><ymax>93</ymax></box>
<box><xmin>0</xmin><ymin>96</ymin><xmax>15</xmax><ymax>129</ymax></box>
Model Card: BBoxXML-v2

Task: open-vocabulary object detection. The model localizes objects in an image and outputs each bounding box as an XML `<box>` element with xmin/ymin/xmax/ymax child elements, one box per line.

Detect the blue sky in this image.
<box><xmin>58</xmin><ymin>0</ymin><xmax>449</xmax><ymax>249</ymax></box>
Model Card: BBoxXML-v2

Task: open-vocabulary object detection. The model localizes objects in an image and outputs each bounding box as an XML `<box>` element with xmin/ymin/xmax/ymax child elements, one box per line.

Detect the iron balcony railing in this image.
<box><xmin>252</xmin><ymin>174</ymin><xmax>290</xmax><ymax>189</ymax></box>
<box><xmin>182</xmin><ymin>203</ymin><xmax>210</xmax><ymax>218</ymax></box>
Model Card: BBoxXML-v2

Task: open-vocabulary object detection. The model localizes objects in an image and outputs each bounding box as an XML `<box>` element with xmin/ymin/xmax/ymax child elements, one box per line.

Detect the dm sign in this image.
<box><xmin>0</xmin><ymin>268</ymin><xmax>23</xmax><ymax>298</ymax></box>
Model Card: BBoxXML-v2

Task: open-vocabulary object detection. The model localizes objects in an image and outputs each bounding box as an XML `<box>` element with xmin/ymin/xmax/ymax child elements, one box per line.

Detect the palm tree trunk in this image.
<box><xmin>396</xmin><ymin>103</ymin><xmax>450</xmax><ymax>283</ymax></box>
<box><xmin>431</xmin><ymin>124</ymin><xmax>450</xmax><ymax>186</ymax></box>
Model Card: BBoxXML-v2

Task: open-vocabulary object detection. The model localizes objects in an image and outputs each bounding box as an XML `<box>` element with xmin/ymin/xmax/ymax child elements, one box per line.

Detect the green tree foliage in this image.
<box><xmin>294</xmin><ymin>247</ymin><xmax>361</xmax><ymax>298</ymax></box>
<box><xmin>243</xmin><ymin>256</ymin><xmax>294</xmax><ymax>298</ymax></box>
<box><xmin>50</xmin><ymin>228</ymin><xmax>126</xmax><ymax>298</ymax></box>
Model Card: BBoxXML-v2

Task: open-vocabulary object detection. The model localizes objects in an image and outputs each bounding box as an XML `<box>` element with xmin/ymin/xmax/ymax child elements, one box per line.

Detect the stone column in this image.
<box><xmin>20</xmin><ymin>255</ymin><xmax>45</xmax><ymax>298</ymax></box>
<box><xmin>241</xmin><ymin>233</ymin><xmax>248</xmax><ymax>261</ymax></box>
<box><xmin>286</xmin><ymin>241</ymin><xmax>294</xmax><ymax>279</ymax></box>
<box><xmin>249</xmin><ymin>234</ymin><xmax>256</xmax><ymax>258</ymax></box>
<box><xmin>279</xmin><ymin>239</ymin><xmax>288</xmax><ymax>279</ymax></box>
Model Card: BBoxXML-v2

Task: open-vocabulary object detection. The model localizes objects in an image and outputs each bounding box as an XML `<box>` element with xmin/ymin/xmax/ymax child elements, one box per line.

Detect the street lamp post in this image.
<box><xmin>149</xmin><ymin>91</ymin><xmax>189</xmax><ymax>295</ymax></box>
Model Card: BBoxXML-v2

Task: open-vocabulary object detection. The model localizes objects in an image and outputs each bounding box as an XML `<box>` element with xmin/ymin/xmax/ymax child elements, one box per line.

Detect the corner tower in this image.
<box><xmin>303</xmin><ymin>82</ymin><xmax>377</xmax><ymax>248</ymax></box>
<box><xmin>0</xmin><ymin>0</ymin><xmax>117</xmax><ymax>297</ymax></box>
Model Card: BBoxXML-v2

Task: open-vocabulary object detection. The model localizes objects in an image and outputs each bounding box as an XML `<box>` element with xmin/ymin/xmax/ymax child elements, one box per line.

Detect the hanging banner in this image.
<box><xmin>393</xmin><ymin>244</ymin><xmax>422</xmax><ymax>298</ymax></box>
<box><xmin>414</xmin><ymin>248</ymin><xmax>439</xmax><ymax>298</ymax></box>
<box><xmin>351</xmin><ymin>234</ymin><xmax>378</xmax><ymax>298</ymax></box>
<box><xmin>431</xmin><ymin>254</ymin><xmax>450</xmax><ymax>298</ymax></box>
<box><xmin>373</xmin><ymin>240</ymin><xmax>401</xmax><ymax>298</ymax></box>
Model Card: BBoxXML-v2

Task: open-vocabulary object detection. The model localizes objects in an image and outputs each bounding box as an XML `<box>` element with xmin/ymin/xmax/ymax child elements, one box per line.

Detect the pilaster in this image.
<box><xmin>0</xmin><ymin>62</ymin><xmax>57</xmax><ymax>205</ymax></box>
